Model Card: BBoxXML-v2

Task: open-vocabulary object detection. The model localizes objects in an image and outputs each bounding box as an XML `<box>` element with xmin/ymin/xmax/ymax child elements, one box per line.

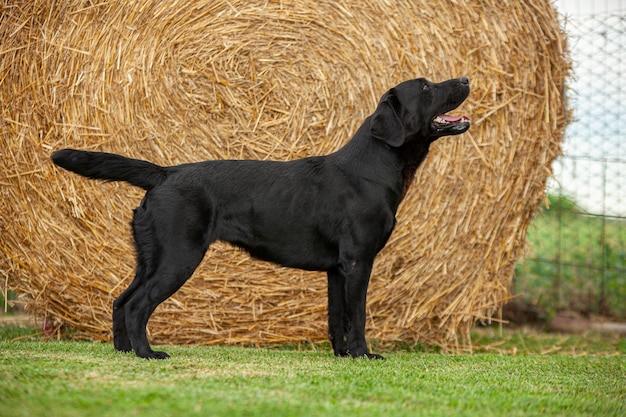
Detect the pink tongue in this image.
<box><xmin>440</xmin><ymin>114</ymin><xmax>465</xmax><ymax>122</ymax></box>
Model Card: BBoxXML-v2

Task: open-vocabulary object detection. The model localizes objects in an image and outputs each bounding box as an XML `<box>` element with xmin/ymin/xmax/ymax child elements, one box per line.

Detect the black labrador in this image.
<box><xmin>52</xmin><ymin>77</ymin><xmax>470</xmax><ymax>360</ymax></box>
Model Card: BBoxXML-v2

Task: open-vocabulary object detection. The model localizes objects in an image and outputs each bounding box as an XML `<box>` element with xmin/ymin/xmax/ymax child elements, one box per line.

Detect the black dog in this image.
<box><xmin>52</xmin><ymin>77</ymin><xmax>470</xmax><ymax>360</ymax></box>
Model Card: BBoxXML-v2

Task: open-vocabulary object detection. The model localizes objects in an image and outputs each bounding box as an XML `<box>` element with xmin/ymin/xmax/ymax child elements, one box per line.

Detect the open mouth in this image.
<box><xmin>431</xmin><ymin>114</ymin><xmax>471</xmax><ymax>134</ymax></box>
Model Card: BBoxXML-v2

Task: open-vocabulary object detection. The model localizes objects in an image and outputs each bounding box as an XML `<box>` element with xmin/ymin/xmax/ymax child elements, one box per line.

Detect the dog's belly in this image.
<box><xmin>222</xmin><ymin>221</ymin><xmax>339</xmax><ymax>272</ymax></box>
<box><xmin>244</xmin><ymin>241</ymin><xmax>336</xmax><ymax>271</ymax></box>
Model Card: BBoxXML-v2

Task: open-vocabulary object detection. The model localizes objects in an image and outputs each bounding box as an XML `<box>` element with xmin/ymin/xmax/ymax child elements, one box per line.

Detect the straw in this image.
<box><xmin>0</xmin><ymin>0</ymin><xmax>569</xmax><ymax>351</ymax></box>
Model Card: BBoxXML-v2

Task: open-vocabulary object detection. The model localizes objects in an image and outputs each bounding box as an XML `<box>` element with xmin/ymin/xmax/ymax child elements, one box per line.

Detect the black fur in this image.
<box><xmin>52</xmin><ymin>77</ymin><xmax>470</xmax><ymax>360</ymax></box>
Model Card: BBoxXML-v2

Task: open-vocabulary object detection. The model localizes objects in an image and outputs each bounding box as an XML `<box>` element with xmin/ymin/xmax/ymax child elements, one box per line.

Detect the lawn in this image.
<box><xmin>1</xmin><ymin>324</ymin><xmax>624</xmax><ymax>417</ymax></box>
<box><xmin>515</xmin><ymin>195</ymin><xmax>626</xmax><ymax>318</ymax></box>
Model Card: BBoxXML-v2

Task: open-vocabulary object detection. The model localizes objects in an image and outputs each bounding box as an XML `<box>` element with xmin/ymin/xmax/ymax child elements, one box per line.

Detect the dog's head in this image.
<box><xmin>370</xmin><ymin>77</ymin><xmax>470</xmax><ymax>147</ymax></box>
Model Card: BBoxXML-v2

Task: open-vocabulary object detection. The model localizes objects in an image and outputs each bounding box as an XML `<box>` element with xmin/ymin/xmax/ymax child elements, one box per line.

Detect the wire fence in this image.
<box><xmin>514</xmin><ymin>3</ymin><xmax>626</xmax><ymax>319</ymax></box>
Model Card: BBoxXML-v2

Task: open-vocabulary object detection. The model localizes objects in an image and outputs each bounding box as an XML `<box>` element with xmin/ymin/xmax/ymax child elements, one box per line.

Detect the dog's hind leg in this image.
<box><xmin>112</xmin><ymin>205</ymin><xmax>161</xmax><ymax>353</ymax></box>
<box><xmin>124</xmin><ymin>265</ymin><xmax>197</xmax><ymax>358</ymax></box>
<box><xmin>122</xmin><ymin>195</ymin><xmax>213</xmax><ymax>359</ymax></box>
<box><xmin>112</xmin><ymin>276</ymin><xmax>139</xmax><ymax>353</ymax></box>
<box><xmin>112</xmin><ymin>261</ymin><xmax>151</xmax><ymax>353</ymax></box>
<box><xmin>123</xmin><ymin>238</ymin><xmax>209</xmax><ymax>359</ymax></box>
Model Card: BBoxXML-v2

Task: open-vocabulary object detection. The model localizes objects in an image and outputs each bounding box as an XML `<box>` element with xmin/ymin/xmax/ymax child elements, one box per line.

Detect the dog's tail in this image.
<box><xmin>51</xmin><ymin>149</ymin><xmax>169</xmax><ymax>191</ymax></box>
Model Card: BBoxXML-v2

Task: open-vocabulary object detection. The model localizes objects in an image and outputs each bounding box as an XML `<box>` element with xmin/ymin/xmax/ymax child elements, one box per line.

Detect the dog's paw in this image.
<box><xmin>147</xmin><ymin>350</ymin><xmax>171</xmax><ymax>360</ymax></box>
<box><xmin>362</xmin><ymin>353</ymin><xmax>385</xmax><ymax>360</ymax></box>
<box><xmin>346</xmin><ymin>347</ymin><xmax>385</xmax><ymax>360</ymax></box>
<box><xmin>150</xmin><ymin>351</ymin><xmax>171</xmax><ymax>360</ymax></box>
<box><xmin>136</xmin><ymin>349</ymin><xmax>171</xmax><ymax>360</ymax></box>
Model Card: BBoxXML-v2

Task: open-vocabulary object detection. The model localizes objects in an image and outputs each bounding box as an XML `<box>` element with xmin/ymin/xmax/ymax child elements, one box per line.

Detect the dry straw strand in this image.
<box><xmin>1</xmin><ymin>0</ymin><xmax>569</xmax><ymax>351</ymax></box>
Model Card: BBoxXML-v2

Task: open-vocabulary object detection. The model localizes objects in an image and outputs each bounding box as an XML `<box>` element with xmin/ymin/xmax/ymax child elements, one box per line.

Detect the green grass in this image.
<box><xmin>516</xmin><ymin>195</ymin><xmax>626</xmax><ymax>318</ymax></box>
<box><xmin>1</xmin><ymin>325</ymin><xmax>625</xmax><ymax>417</ymax></box>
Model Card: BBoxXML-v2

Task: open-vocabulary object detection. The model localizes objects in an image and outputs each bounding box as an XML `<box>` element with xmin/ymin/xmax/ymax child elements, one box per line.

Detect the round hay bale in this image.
<box><xmin>1</xmin><ymin>0</ymin><xmax>569</xmax><ymax>350</ymax></box>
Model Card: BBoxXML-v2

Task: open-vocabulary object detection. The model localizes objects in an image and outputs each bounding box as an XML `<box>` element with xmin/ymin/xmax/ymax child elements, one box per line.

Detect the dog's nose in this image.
<box><xmin>459</xmin><ymin>77</ymin><xmax>469</xmax><ymax>85</ymax></box>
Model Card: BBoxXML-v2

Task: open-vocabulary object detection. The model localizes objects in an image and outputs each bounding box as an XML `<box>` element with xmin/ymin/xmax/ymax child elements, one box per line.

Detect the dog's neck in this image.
<box><xmin>331</xmin><ymin>122</ymin><xmax>431</xmax><ymax>207</ymax></box>
<box><xmin>398</xmin><ymin>141</ymin><xmax>431</xmax><ymax>201</ymax></box>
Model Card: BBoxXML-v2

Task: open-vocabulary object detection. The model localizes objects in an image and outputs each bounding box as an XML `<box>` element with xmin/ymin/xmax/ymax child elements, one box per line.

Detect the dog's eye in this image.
<box><xmin>422</xmin><ymin>84</ymin><xmax>430</xmax><ymax>91</ymax></box>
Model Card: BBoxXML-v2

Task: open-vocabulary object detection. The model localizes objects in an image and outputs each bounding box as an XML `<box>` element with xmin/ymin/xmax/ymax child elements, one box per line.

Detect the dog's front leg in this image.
<box><xmin>327</xmin><ymin>268</ymin><xmax>349</xmax><ymax>357</ymax></box>
<box><xmin>333</xmin><ymin>259</ymin><xmax>384</xmax><ymax>360</ymax></box>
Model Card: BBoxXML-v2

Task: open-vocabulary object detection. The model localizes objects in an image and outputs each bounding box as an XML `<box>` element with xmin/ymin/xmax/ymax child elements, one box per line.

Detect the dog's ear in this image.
<box><xmin>370</xmin><ymin>92</ymin><xmax>405</xmax><ymax>147</ymax></box>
